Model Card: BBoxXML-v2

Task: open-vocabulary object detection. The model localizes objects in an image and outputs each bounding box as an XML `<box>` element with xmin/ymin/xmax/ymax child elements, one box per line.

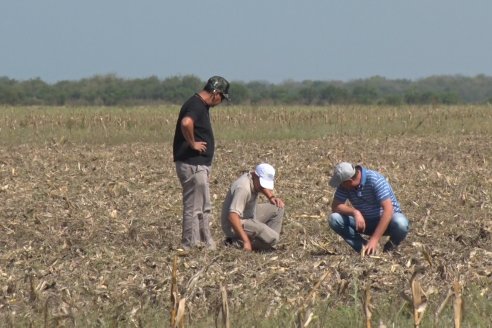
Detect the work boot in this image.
<box><xmin>224</xmin><ymin>237</ymin><xmax>242</xmax><ymax>248</ymax></box>
<box><xmin>383</xmin><ymin>240</ymin><xmax>397</xmax><ymax>252</ymax></box>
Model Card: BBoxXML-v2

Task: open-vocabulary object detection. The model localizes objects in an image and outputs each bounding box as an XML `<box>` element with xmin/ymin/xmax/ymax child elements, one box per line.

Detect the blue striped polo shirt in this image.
<box><xmin>334</xmin><ymin>166</ymin><xmax>402</xmax><ymax>220</ymax></box>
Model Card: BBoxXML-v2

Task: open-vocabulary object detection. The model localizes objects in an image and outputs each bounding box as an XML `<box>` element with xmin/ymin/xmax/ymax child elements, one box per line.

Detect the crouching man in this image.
<box><xmin>328</xmin><ymin>162</ymin><xmax>410</xmax><ymax>255</ymax></box>
<box><xmin>221</xmin><ymin>163</ymin><xmax>285</xmax><ymax>252</ymax></box>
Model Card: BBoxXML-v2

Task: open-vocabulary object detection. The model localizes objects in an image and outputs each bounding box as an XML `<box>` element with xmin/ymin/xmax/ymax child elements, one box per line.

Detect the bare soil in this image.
<box><xmin>1</xmin><ymin>135</ymin><xmax>491</xmax><ymax>325</ymax></box>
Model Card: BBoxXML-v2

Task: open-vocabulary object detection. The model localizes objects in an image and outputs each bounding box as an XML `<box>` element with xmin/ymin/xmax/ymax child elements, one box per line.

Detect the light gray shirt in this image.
<box><xmin>221</xmin><ymin>172</ymin><xmax>258</xmax><ymax>236</ymax></box>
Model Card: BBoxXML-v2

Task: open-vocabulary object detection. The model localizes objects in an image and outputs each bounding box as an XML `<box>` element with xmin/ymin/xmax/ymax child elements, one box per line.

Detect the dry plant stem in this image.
<box><xmin>434</xmin><ymin>288</ymin><xmax>453</xmax><ymax>323</ymax></box>
<box><xmin>219</xmin><ymin>284</ymin><xmax>230</xmax><ymax>328</ymax></box>
<box><xmin>170</xmin><ymin>255</ymin><xmax>178</xmax><ymax>327</ymax></box>
<box><xmin>453</xmin><ymin>281</ymin><xmax>463</xmax><ymax>328</ymax></box>
<box><xmin>410</xmin><ymin>271</ymin><xmax>428</xmax><ymax>328</ymax></box>
<box><xmin>363</xmin><ymin>285</ymin><xmax>373</xmax><ymax>328</ymax></box>
<box><xmin>421</xmin><ymin>246</ymin><xmax>433</xmax><ymax>267</ymax></box>
<box><xmin>183</xmin><ymin>256</ymin><xmax>218</xmax><ymax>298</ymax></box>
<box><xmin>297</xmin><ymin>270</ymin><xmax>332</xmax><ymax>327</ymax></box>
<box><xmin>43</xmin><ymin>295</ymin><xmax>55</xmax><ymax>328</ymax></box>
<box><xmin>175</xmin><ymin>298</ymin><xmax>186</xmax><ymax>328</ymax></box>
<box><xmin>43</xmin><ymin>298</ymin><xmax>49</xmax><ymax>328</ymax></box>
<box><xmin>304</xmin><ymin>270</ymin><xmax>332</xmax><ymax>305</ymax></box>
<box><xmin>29</xmin><ymin>274</ymin><xmax>37</xmax><ymax>303</ymax></box>
<box><xmin>302</xmin><ymin>310</ymin><xmax>314</xmax><ymax>327</ymax></box>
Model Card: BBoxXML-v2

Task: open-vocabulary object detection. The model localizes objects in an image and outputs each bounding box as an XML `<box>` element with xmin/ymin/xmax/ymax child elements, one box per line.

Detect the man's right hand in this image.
<box><xmin>243</xmin><ymin>240</ymin><xmax>252</xmax><ymax>252</ymax></box>
<box><xmin>229</xmin><ymin>212</ymin><xmax>253</xmax><ymax>252</ymax></box>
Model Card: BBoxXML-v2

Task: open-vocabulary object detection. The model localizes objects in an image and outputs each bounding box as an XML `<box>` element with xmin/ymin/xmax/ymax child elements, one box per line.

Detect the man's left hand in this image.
<box><xmin>270</xmin><ymin>197</ymin><xmax>285</xmax><ymax>208</ymax></box>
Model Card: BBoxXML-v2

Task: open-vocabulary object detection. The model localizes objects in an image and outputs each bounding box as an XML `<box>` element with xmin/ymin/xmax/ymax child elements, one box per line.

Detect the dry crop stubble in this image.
<box><xmin>0</xmin><ymin>130</ymin><xmax>491</xmax><ymax>325</ymax></box>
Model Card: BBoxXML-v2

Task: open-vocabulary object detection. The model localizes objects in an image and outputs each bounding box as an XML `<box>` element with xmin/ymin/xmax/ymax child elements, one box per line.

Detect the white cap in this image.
<box><xmin>255</xmin><ymin>163</ymin><xmax>275</xmax><ymax>190</ymax></box>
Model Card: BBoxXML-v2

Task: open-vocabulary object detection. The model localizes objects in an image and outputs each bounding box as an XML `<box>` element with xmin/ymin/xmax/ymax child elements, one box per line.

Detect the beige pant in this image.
<box><xmin>175</xmin><ymin>162</ymin><xmax>215</xmax><ymax>249</ymax></box>
<box><xmin>240</xmin><ymin>203</ymin><xmax>284</xmax><ymax>250</ymax></box>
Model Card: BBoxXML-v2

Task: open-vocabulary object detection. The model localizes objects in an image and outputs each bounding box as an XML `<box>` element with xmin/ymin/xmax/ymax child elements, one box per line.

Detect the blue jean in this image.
<box><xmin>328</xmin><ymin>212</ymin><xmax>409</xmax><ymax>252</ymax></box>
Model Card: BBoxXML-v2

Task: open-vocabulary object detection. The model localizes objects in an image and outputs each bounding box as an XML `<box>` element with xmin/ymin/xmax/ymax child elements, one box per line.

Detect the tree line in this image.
<box><xmin>1</xmin><ymin>74</ymin><xmax>492</xmax><ymax>106</ymax></box>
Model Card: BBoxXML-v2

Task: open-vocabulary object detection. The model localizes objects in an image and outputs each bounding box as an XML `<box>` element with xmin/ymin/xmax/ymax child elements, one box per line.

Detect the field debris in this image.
<box><xmin>0</xmin><ymin>136</ymin><xmax>491</xmax><ymax>325</ymax></box>
<box><xmin>296</xmin><ymin>269</ymin><xmax>331</xmax><ymax>327</ymax></box>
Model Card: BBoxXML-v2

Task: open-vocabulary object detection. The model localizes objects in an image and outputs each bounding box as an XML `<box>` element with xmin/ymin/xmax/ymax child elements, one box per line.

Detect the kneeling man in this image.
<box><xmin>221</xmin><ymin>163</ymin><xmax>285</xmax><ymax>252</ymax></box>
<box><xmin>328</xmin><ymin>162</ymin><xmax>409</xmax><ymax>255</ymax></box>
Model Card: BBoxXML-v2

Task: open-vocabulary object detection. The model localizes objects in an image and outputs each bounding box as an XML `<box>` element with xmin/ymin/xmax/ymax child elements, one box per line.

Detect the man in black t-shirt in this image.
<box><xmin>173</xmin><ymin>76</ymin><xmax>230</xmax><ymax>250</ymax></box>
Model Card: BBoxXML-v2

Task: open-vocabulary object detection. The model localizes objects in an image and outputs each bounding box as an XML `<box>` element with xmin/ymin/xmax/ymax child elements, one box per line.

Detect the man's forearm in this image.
<box><xmin>371</xmin><ymin>205</ymin><xmax>393</xmax><ymax>242</ymax></box>
<box><xmin>333</xmin><ymin>203</ymin><xmax>361</xmax><ymax>217</ymax></box>
<box><xmin>228</xmin><ymin>212</ymin><xmax>250</xmax><ymax>243</ymax></box>
<box><xmin>181</xmin><ymin>121</ymin><xmax>195</xmax><ymax>147</ymax></box>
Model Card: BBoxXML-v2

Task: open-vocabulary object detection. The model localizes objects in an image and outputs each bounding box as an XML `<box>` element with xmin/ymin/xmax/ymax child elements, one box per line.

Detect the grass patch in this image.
<box><xmin>1</xmin><ymin>105</ymin><xmax>491</xmax><ymax>145</ymax></box>
<box><xmin>8</xmin><ymin>285</ymin><xmax>488</xmax><ymax>327</ymax></box>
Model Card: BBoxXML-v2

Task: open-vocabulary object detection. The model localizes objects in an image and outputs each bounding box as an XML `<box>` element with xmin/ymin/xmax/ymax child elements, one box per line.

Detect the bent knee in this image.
<box><xmin>265</xmin><ymin>231</ymin><xmax>280</xmax><ymax>246</ymax></box>
<box><xmin>391</xmin><ymin>214</ymin><xmax>410</xmax><ymax>232</ymax></box>
<box><xmin>328</xmin><ymin>213</ymin><xmax>342</xmax><ymax>229</ymax></box>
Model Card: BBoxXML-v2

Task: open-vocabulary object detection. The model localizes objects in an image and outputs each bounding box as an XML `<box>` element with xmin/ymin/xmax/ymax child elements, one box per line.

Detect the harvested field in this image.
<box><xmin>1</xmin><ymin>134</ymin><xmax>491</xmax><ymax>326</ymax></box>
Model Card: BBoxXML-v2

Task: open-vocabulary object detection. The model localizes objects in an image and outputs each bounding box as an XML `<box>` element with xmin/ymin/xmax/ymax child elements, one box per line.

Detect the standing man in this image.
<box><xmin>173</xmin><ymin>76</ymin><xmax>230</xmax><ymax>250</ymax></box>
<box><xmin>221</xmin><ymin>163</ymin><xmax>285</xmax><ymax>252</ymax></box>
<box><xmin>327</xmin><ymin>162</ymin><xmax>409</xmax><ymax>255</ymax></box>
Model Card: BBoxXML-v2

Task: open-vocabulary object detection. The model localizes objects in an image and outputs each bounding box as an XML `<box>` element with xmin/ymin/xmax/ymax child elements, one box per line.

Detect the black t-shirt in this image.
<box><xmin>172</xmin><ymin>94</ymin><xmax>215</xmax><ymax>166</ymax></box>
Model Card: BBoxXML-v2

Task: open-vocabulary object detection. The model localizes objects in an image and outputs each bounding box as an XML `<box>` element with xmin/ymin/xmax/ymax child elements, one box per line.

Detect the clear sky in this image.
<box><xmin>1</xmin><ymin>0</ymin><xmax>491</xmax><ymax>83</ymax></box>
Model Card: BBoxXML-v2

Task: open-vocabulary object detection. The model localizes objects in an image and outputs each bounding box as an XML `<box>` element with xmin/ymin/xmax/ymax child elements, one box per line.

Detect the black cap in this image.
<box><xmin>204</xmin><ymin>76</ymin><xmax>230</xmax><ymax>100</ymax></box>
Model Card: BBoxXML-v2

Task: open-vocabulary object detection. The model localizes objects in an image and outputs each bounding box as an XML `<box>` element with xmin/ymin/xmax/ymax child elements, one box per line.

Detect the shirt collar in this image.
<box><xmin>247</xmin><ymin>172</ymin><xmax>256</xmax><ymax>194</ymax></box>
<box><xmin>356</xmin><ymin>166</ymin><xmax>366</xmax><ymax>196</ymax></box>
<box><xmin>194</xmin><ymin>93</ymin><xmax>210</xmax><ymax>108</ymax></box>
<box><xmin>358</xmin><ymin>166</ymin><xmax>367</xmax><ymax>187</ymax></box>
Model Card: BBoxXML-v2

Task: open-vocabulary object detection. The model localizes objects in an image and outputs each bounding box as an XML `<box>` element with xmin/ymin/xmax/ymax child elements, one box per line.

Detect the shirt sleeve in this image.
<box><xmin>373</xmin><ymin>176</ymin><xmax>392</xmax><ymax>203</ymax></box>
<box><xmin>182</xmin><ymin>105</ymin><xmax>199</xmax><ymax>122</ymax></box>
<box><xmin>334</xmin><ymin>187</ymin><xmax>349</xmax><ymax>203</ymax></box>
<box><xmin>228</xmin><ymin>186</ymin><xmax>250</xmax><ymax>218</ymax></box>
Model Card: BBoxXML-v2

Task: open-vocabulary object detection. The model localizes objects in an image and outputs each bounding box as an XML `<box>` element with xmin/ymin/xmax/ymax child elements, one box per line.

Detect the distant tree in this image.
<box><xmin>0</xmin><ymin>77</ymin><xmax>20</xmax><ymax>104</ymax></box>
<box><xmin>438</xmin><ymin>92</ymin><xmax>460</xmax><ymax>105</ymax></box>
<box><xmin>125</xmin><ymin>76</ymin><xmax>162</xmax><ymax>101</ymax></box>
<box><xmin>181</xmin><ymin>75</ymin><xmax>202</xmax><ymax>92</ymax></box>
<box><xmin>404</xmin><ymin>91</ymin><xmax>437</xmax><ymax>105</ymax></box>
<box><xmin>271</xmin><ymin>84</ymin><xmax>298</xmax><ymax>104</ymax></box>
<box><xmin>351</xmin><ymin>85</ymin><xmax>379</xmax><ymax>104</ymax></box>
<box><xmin>319</xmin><ymin>85</ymin><xmax>349</xmax><ymax>104</ymax></box>
<box><xmin>229</xmin><ymin>82</ymin><xmax>250</xmax><ymax>104</ymax></box>
<box><xmin>381</xmin><ymin>95</ymin><xmax>403</xmax><ymax>106</ymax></box>
<box><xmin>161</xmin><ymin>75</ymin><xmax>202</xmax><ymax>104</ymax></box>
<box><xmin>299</xmin><ymin>86</ymin><xmax>318</xmax><ymax>105</ymax></box>
<box><xmin>19</xmin><ymin>78</ymin><xmax>52</xmax><ymax>104</ymax></box>
<box><xmin>245</xmin><ymin>81</ymin><xmax>273</xmax><ymax>104</ymax></box>
<box><xmin>1</xmin><ymin>74</ymin><xmax>492</xmax><ymax>106</ymax></box>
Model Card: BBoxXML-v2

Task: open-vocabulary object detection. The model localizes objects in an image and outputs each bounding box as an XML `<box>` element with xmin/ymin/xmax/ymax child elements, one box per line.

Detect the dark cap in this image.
<box><xmin>204</xmin><ymin>76</ymin><xmax>230</xmax><ymax>100</ymax></box>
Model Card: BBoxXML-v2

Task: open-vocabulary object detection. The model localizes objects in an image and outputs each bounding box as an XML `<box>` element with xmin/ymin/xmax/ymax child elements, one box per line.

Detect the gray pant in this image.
<box><xmin>175</xmin><ymin>162</ymin><xmax>215</xmax><ymax>249</ymax></box>
<box><xmin>241</xmin><ymin>203</ymin><xmax>284</xmax><ymax>250</ymax></box>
